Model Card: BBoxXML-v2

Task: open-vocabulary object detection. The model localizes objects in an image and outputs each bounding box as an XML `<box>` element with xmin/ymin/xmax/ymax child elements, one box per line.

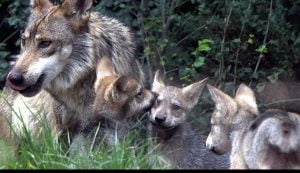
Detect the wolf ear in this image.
<box><xmin>152</xmin><ymin>70</ymin><xmax>165</xmax><ymax>93</ymax></box>
<box><xmin>111</xmin><ymin>76</ymin><xmax>138</xmax><ymax>101</ymax></box>
<box><xmin>31</xmin><ymin>0</ymin><xmax>53</xmax><ymax>11</ymax></box>
<box><xmin>182</xmin><ymin>78</ymin><xmax>208</xmax><ymax>109</ymax></box>
<box><xmin>96</xmin><ymin>57</ymin><xmax>115</xmax><ymax>79</ymax></box>
<box><xmin>207</xmin><ymin>84</ymin><xmax>237</xmax><ymax>116</ymax></box>
<box><xmin>235</xmin><ymin>83</ymin><xmax>258</xmax><ymax>114</ymax></box>
<box><xmin>60</xmin><ymin>0</ymin><xmax>93</xmax><ymax>20</ymax></box>
<box><xmin>94</xmin><ymin>57</ymin><xmax>116</xmax><ymax>90</ymax></box>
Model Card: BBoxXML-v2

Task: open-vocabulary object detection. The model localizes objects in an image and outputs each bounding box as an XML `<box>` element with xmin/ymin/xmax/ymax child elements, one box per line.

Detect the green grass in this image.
<box><xmin>0</xmin><ymin>91</ymin><xmax>212</xmax><ymax>170</ymax></box>
<box><xmin>0</xmin><ymin>95</ymin><xmax>166</xmax><ymax>169</ymax></box>
<box><xmin>0</xmin><ymin>116</ymin><xmax>165</xmax><ymax>169</ymax></box>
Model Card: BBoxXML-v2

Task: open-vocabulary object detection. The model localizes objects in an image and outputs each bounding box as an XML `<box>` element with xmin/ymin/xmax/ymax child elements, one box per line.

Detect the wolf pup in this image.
<box><xmin>2</xmin><ymin>0</ymin><xmax>144</xmax><ymax>141</ymax></box>
<box><xmin>207</xmin><ymin>84</ymin><xmax>300</xmax><ymax>169</ymax></box>
<box><xmin>148</xmin><ymin>71</ymin><xmax>229</xmax><ymax>169</ymax></box>
<box><xmin>206</xmin><ymin>84</ymin><xmax>259</xmax><ymax>169</ymax></box>
<box><xmin>70</xmin><ymin>57</ymin><xmax>155</xmax><ymax>154</ymax></box>
<box><xmin>242</xmin><ymin>109</ymin><xmax>300</xmax><ymax>169</ymax></box>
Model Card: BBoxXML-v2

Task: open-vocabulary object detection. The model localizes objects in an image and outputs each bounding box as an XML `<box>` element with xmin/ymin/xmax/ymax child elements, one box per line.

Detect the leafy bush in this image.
<box><xmin>1</xmin><ymin>0</ymin><xmax>300</xmax><ymax>87</ymax></box>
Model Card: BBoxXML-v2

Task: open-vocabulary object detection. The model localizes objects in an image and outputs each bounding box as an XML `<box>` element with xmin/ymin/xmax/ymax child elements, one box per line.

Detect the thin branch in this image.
<box><xmin>171</xmin><ymin>0</ymin><xmax>189</xmax><ymax>11</ymax></box>
<box><xmin>139</xmin><ymin>0</ymin><xmax>154</xmax><ymax>84</ymax></box>
<box><xmin>166</xmin><ymin>67</ymin><xmax>181</xmax><ymax>75</ymax></box>
<box><xmin>250</xmin><ymin>0</ymin><xmax>273</xmax><ymax>86</ymax></box>
<box><xmin>1</xmin><ymin>29</ymin><xmax>19</xmax><ymax>44</ymax></box>
<box><xmin>0</xmin><ymin>16</ymin><xmax>6</xmax><ymax>29</ymax></box>
<box><xmin>161</xmin><ymin>0</ymin><xmax>176</xmax><ymax>39</ymax></box>
<box><xmin>233</xmin><ymin>1</ymin><xmax>252</xmax><ymax>94</ymax></box>
<box><xmin>171</xmin><ymin>10</ymin><xmax>196</xmax><ymax>38</ymax></box>
<box><xmin>161</xmin><ymin>0</ymin><xmax>166</xmax><ymax>38</ymax></box>
<box><xmin>175</xmin><ymin>23</ymin><xmax>208</xmax><ymax>47</ymax></box>
<box><xmin>263</xmin><ymin>98</ymin><xmax>300</xmax><ymax>106</ymax></box>
<box><xmin>217</xmin><ymin>3</ymin><xmax>233</xmax><ymax>84</ymax></box>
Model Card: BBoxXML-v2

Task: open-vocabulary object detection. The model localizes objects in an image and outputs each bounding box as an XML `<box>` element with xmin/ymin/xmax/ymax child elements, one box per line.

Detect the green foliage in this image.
<box><xmin>92</xmin><ymin>0</ymin><xmax>300</xmax><ymax>88</ymax></box>
<box><xmin>0</xmin><ymin>43</ymin><xmax>10</xmax><ymax>81</ymax></box>
<box><xmin>256</xmin><ymin>44</ymin><xmax>267</xmax><ymax>54</ymax></box>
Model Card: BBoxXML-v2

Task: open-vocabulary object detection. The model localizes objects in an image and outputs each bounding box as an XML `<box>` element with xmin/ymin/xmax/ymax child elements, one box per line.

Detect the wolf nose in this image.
<box><xmin>152</xmin><ymin>92</ymin><xmax>159</xmax><ymax>99</ymax></box>
<box><xmin>155</xmin><ymin>116</ymin><xmax>166</xmax><ymax>123</ymax></box>
<box><xmin>211</xmin><ymin>146</ymin><xmax>217</xmax><ymax>153</ymax></box>
<box><xmin>7</xmin><ymin>69</ymin><xmax>25</xmax><ymax>88</ymax></box>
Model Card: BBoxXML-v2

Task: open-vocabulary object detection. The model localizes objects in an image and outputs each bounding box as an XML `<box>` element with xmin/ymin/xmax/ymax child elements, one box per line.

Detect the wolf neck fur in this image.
<box><xmin>152</xmin><ymin>123</ymin><xmax>185</xmax><ymax>144</ymax></box>
<box><xmin>46</xmin><ymin>12</ymin><xmax>143</xmax><ymax>113</ymax></box>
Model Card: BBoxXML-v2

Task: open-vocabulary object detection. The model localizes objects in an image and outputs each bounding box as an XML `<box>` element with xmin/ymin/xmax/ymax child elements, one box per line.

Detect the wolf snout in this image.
<box><xmin>6</xmin><ymin>68</ymin><xmax>26</xmax><ymax>91</ymax></box>
<box><xmin>155</xmin><ymin>114</ymin><xmax>166</xmax><ymax>123</ymax></box>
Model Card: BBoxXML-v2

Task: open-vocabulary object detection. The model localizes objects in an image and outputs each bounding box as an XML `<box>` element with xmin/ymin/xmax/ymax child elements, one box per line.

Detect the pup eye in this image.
<box><xmin>21</xmin><ymin>38</ymin><xmax>26</xmax><ymax>46</ymax></box>
<box><xmin>155</xmin><ymin>99</ymin><xmax>161</xmax><ymax>107</ymax></box>
<box><xmin>172</xmin><ymin>104</ymin><xmax>181</xmax><ymax>111</ymax></box>
<box><xmin>135</xmin><ymin>91</ymin><xmax>143</xmax><ymax>100</ymax></box>
<box><xmin>39</xmin><ymin>40</ymin><xmax>52</xmax><ymax>49</ymax></box>
<box><xmin>136</xmin><ymin>91</ymin><xmax>143</xmax><ymax>97</ymax></box>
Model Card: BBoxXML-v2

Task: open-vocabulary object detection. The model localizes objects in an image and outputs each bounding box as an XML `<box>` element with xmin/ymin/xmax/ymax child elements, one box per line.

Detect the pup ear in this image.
<box><xmin>182</xmin><ymin>78</ymin><xmax>208</xmax><ymax>109</ymax></box>
<box><xmin>94</xmin><ymin>57</ymin><xmax>116</xmax><ymax>90</ymax></box>
<box><xmin>152</xmin><ymin>70</ymin><xmax>165</xmax><ymax>93</ymax></box>
<box><xmin>235</xmin><ymin>83</ymin><xmax>258</xmax><ymax>114</ymax></box>
<box><xmin>31</xmin><ymin>0</ymin><xmax>53</xmax><ymax>12</ymax></box>
<box><xmin>59</xmin><ymin>0</ymin><xmax>93</xmax><ymax>21</ymax></box>
<box><xmin>207</xmin><ymin>84</ymin><xmax>238</xmax><ymax>116</ymax></box>
<box><xmin>111</xmin><ymin>76</ymin><xmax>139</xmax><ymax>101</ymax></box>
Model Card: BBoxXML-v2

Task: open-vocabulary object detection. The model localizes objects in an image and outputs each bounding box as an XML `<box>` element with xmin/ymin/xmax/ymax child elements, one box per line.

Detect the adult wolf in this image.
<box><xmin>1</xmin><ymin>0</ymin><xmax>144</xmax><ymax>142</ymax></box>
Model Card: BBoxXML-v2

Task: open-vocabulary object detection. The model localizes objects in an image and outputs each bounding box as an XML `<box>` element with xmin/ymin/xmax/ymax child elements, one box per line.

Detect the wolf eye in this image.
<box><xmin>136</xmin><ymin>91</ymin><xmax>143</xmax><ymax>99</ymax></box>
<box><xmin>38</xmin><ymin>40</ymin><xmax>52</xmax><ymax>49</ymax></box>
<box><xmin>155</xmin><ymin>99</ymin><xmax>161</xmax><ymax>107</ymax></box>
<box><xmin>21</xmin><ymin>38</ymin><xmax>26</xmax><ymax>46</ymax></box>
<box><xmin>136</xmin><ymin>91</ymin><xmax>143</xmax><ymax>97</ymax></box>
<box><xmin>172</xmin><ymin>104</ymin><xmax>182</xmax><ymax>111</ymax></box>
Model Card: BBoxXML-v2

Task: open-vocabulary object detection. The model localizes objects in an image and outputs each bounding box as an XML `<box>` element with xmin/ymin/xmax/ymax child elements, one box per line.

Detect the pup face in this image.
<box><xmin>149</xmin><ymin>70</ymin><xmax>208</xmax><ymax>129</ymax></box>
<box><xmin>93</xmin><ymin>75</ymin><xmax>156</xmax><ymax>121</ymax></box>
<box><xmin>206</xmin><ymin>84</ymin><xmax>258</xmax><ymax>155</ymax></box>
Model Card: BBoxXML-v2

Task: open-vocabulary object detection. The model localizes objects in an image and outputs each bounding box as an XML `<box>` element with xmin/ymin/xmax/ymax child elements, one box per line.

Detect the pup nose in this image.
<box><xmin>211</xmin><ymin>146</ymin><xmax>217</xmax><ymax>153</ymax></box>
<box><xmin>155</xmin><ymin>115</ymin><xmax>166</xmax><ymax>123</ymax></box>
<box><xmin>6</xmin><ymin>69</ymin><xmax>26</xmax><ymax>90</ymax></box>
<box><xmin>152</xmin><ymin>92</ymin><xmax>159</xmax><ymax>99</ymax></box>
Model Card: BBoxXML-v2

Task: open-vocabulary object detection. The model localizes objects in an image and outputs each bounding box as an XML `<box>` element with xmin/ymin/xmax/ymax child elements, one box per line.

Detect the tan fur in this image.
<box><xmin>70</xmin><ymin>58</ymin><xmax>155</xmax><ymax>154</ymax></box>
<box><xmin>93</xmin><ymin>57</ymin><xmax>154</xmax><ymax>121</ymax></box>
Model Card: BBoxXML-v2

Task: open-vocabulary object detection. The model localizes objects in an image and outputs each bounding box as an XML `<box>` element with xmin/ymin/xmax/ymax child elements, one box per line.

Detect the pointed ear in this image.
<box><xmin>182</xmin><ymin>78</ymin><xmax>208</xmax><ymax>108</ymax></box>
<box><xmin>94</xmin><ymin>57</ymin><xmax>116</xmax><ymax>90</ymax></box>
<box><xmin>31</xmin><ymin>0</ymin><xmax>53</xmax><ymax>12</ymax></box>
<box><xmin>152</xmin><ymin>70</ymin><xmax>165</xmax><ymax>93</ymax></box>
<box><xmin>59</xmin><ymin>0</ymin><xmax>93</xmax><ymax>20</ymax></box>
<box><xmin>97</xmin><ymin>57</ymin><xmax>115</xmax><ymax>79</ymax></box>
<box><xmin>111</xmin><ymin>76</ymin><xmax>139</xmax><ymax>101</ymax></box>
<box><xmin>207</xmin><ymin>84</ymin><xmax>237</xmax><ymax>115</ymax></box>
<box><xmin>235</xmin><ymin>83</ymin><xmax>258</xmax><ymax>114</ymax></box>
